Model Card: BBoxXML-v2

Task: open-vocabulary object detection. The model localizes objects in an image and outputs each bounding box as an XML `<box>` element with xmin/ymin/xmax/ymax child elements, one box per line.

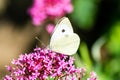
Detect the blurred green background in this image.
<box><xmin>0</xmin><ymin>0</ymin><xmax>120</xmax><ymax>80</ymax></box>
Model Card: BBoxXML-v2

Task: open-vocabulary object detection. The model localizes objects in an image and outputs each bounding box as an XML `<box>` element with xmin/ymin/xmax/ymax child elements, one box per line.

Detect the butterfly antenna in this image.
<box><xmin>35</xmin><ymin>37</ymin><xmax>46</xmax><ymax>47</ymax></box>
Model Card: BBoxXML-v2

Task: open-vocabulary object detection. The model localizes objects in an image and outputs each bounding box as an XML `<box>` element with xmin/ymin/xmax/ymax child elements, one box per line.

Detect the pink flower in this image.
<box><xmin>29</xmin><ymin>6</ymin><xmax>47</xmax><ymax>26</ymax></box>
<box><xmin>28</xmin><ymin>0</ymin><xmax>73</xmax><ymax>26</ymax></box>
<box><xmin>4</xmin><ymin>48</ymin><xmax>85</xmax><ymax>80</ymax></box>
<box><xmin>46</xmin><ymin>24</ymin><xmax>55</xmax><ymax>34</ymax></box>
<box><xmin>4</xmin><ymin>47</ymin><xmax>98</xmax><ymax>80</ymax></box>
<box><xmin>45</xmin><ymin>0</ymin><xmax>73</xmax><ymax>17</ymax></box>
<box><xmin>4</xmin><ymin>75</ymin><xmax>13</xmax><ymax>80</ymax></box>
<box><xmin>87</xmin><ymin>71</ymin><xmax>98</xmax><ymax>80</ymax></box>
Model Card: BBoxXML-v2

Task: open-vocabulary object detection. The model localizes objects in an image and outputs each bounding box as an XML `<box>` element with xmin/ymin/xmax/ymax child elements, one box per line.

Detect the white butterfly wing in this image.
<box><xmin>50</xmin><ymin>17</ymin><xmax>80</xmax><ymax>55</ymax></box>
<box><xmin>50</xmin><ymin>33</ymin><xmax>80</xmax><ymax>55</ymax></box>
<box><xmin>54</xmin><ymin>17</ymin><xmax>73</xmax><ymax>33</ymax></box>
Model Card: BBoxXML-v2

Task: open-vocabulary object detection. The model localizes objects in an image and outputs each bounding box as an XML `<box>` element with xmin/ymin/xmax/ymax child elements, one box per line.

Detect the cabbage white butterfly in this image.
<box><xmin>49</xmin><ymin>17</ymin><xmax>80</xmax><ymax>55</ymax></box>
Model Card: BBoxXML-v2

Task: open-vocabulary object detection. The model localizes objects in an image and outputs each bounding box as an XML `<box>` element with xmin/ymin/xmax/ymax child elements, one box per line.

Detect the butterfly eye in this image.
<box><xmin>62</xmin><ymin>29</ymin><xmax>65</xmax><ymax>33</ymax></box>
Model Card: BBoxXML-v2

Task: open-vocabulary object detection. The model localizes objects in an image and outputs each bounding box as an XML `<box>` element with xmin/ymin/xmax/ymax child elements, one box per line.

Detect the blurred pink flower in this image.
<box><xmin>87</xmin><ymin>71</ymin><xmax>98</xmax><ymax>80</ymax></box>
<box><xmin>28</xmin><ymin>0</ymin><xmax>73</xmax><ymax>26</ymax></box>
<box><xmin>46</xmin><ymin>24</ymin><xmax>55</xmax><ymax>34</ymax></box>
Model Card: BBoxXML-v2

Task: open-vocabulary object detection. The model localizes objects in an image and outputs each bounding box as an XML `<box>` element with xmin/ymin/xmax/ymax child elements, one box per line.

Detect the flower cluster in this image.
<box><xmin>87</xmin><ymin>71</ymin><xmax>98</xmax><ymax>80</ymax></box>
<box><xmin>28</xmin><ymin>0</ymin><xmax>73</xmax><ymax>26</ymax></box>
<box><xmin>4</xmin><ymin>48</ymin><xmax>97</xmax><ymax>80</ymax></box>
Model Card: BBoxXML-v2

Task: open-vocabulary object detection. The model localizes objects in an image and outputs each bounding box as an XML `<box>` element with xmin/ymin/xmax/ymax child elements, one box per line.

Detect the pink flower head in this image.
<box><xmin>4</xmin><ymin>47</ymin><xmax>98</xmax><ymax>80</ymax></box>
<box><xmin>4</xmin><ymin>48</ymin><xmax>87</xmax><ymax>80</ymax></box>
<box><xmin>46</xmin><ymin>24</ymin><xmax>55</xmax><ymax>35</ymax></box>
<box><xmin>87</xmin><ymin>71</ymin><xmax>98</xmax><ymax>80</ymax></box>
<box><xmin>44</xmin><ymin>0</ymin><xmax>73</xmax><ymax>17</ymax></box>
<box><xmin>28</xmin><ymin>0</ymin><xmax>73</xmax><ymax>26</ymax></box>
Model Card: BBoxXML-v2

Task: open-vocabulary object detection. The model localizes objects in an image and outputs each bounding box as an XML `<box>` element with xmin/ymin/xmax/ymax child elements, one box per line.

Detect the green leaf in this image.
<box><xmin>107</xmin><ymin>21</ymin><xmax>120</xmax><ymax>55</ymax></box>
<box><xmin>70</xmin><ymin>0</ymin><xmax>98</xmax><ymax>29</ymax></box>
<box><xmin>73</xmin><ymin>53</ymin><xmax>83</xmax><ymax>67</ymax></box>
<box><xmin>79</xmin><ymin>42</ymin><xmax>93</xmax><ymax>69</ymax></box>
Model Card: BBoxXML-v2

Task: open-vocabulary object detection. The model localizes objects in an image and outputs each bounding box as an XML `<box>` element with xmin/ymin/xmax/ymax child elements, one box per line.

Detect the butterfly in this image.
<box><xmin>49</xmin><ymin>17</ymin><xmax>80</xmax><ymax>55</ymax></box>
